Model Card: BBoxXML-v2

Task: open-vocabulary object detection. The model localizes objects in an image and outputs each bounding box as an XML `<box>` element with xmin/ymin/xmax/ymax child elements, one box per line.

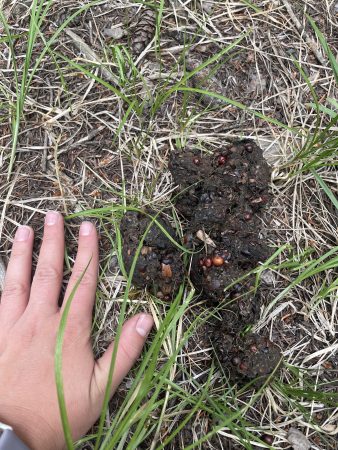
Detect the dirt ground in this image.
<box><xmin>1</xmin><ymin>0</ymin><xmax>338</xmax><ymax>449</ymax></box>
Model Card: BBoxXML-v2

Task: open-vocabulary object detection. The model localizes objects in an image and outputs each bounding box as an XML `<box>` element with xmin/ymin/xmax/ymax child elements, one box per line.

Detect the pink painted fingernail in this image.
<box><xmin>80</xmin><ymin>221</ymin><xmax>93</xmax><ymax>236</ymax></box>
<box><xmin>45</xmin><ymin>211</ymin><xmax>60</xmax><ymax>226</ymax></box>
<box><xmin>135</xmin><ymin>314</ymin><xmax>154</xmax><ymax>337</ymax></box>
<box><xmin>15</xmin><ymin>226</ymin><xmax>31</xmax><ymax>242</ymax></box>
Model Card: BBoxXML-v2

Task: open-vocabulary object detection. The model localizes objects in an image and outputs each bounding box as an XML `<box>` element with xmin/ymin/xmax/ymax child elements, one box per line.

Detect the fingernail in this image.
<box><xmin>135</xmin><ymin>314</ymin><xmax>154</xmax><ymax>337</ymax></box>
<box><xmin>45</xmin><ymin>211</ymin><xmax>60</xmax><ymax>226</ymax></box>
<box><xmin>15</xmin><ymin>226</ymin><xmax>31</xmax><ymax>242</ymax></box>
<box><xmin>80</xmin><ymin>221</ymin><xmax>93</xmax><ymax>236</ymax></box>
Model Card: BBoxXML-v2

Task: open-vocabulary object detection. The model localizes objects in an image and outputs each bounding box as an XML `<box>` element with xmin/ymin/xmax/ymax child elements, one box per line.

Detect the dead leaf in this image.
<box><xmin>196</xmin><ymin>230</ymin><xmax>216</xmax><ymax>247</ymax></box>
<box><xmin>287</xmin><ymin>428</ymin><xmax>311</xmax><ymax>450</ymax></box>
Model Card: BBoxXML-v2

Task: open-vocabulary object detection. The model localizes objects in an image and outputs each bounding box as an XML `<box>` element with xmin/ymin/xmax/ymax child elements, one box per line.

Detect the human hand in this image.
<box><xmin>0</xmin><ymin>212</ymin><xmax>154</xmax><ymax>450</ymax></box>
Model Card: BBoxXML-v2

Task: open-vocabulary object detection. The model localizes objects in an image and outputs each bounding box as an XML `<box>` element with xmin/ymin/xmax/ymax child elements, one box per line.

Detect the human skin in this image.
<box><xmin>0</xmin><ymin>211</ymin><xmax>154</xmax><ymax>449</ymax></box>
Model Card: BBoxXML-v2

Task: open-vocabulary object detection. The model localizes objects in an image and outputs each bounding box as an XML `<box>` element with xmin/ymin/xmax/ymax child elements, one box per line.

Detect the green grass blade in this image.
<box><xmin>311</xmin><ymin>170</ymin><xmax>338</xmax><ymax>210</ymax></box>
<box><xmin>175</xmin><ymin>87</ymin><xmax>295</xmax><ymax>132</ymax></box>
<box><xmin>55</xmin><ymin>260</ymin><xmax>92</xmax><ymax>450</ymax></box>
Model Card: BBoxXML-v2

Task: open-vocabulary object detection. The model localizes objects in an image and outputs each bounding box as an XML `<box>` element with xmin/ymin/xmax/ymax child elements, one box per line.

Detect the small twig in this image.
<box><xmin>0</xmin><ymin>168</ymin><xmax>21</xmax><ymax>243</ymax></box>
<box><xmin>50</xmin><ymin>133</ymin><xmax>68</xmax><ymax>215</ymax></box>
<box><xmin>281</xmin><ymin>0</ymin><xmax>327</xmax><ymax>66</ymax></box>
<box><xmin>68</xmin><ymin>125</ymin><xmax>105</xmax><ymax>150</ymax></box>
<box><xmin>41</xmin><ymin>130</ymin><xmax>48</xmax><ymax>172</ymax></box>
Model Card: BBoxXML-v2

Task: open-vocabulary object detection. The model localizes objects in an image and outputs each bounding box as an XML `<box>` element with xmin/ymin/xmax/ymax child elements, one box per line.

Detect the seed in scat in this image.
<box><xmin>204</xmin><ymin>258</ymin><xmax>213</xmax><ymax>268</ymax></box>
<box><xmin>162</xmin><ymin>263</ymin><xmax>173</xmax><ymax>278</ymax></box>
<box><xmin>217</xmin><ymin>155</ymin><xmax>227</xmax><ymax>165</ymax></box>
<box><xmin>261</xmin><ymin>434</ymin><xmax>274</xmax><ymax>445</ymax></box>
<box><xmin>141</xmin><ymin>246</ymin><xmax>152</xmax><ymax>255</ymax></box>
<box><xmin>212</xmin><ymin>255</ymin><xmax>224</xmax><ymax>266</ymax></box>
<box><xmin>239</xmin><ymin>362</ymin><xmax>248</xmax><ymax>371</ymax></box>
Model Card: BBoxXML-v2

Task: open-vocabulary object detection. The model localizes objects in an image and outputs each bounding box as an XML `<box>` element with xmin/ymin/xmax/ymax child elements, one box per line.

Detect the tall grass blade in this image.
<box><xmin>55</xmin><ymin>260</ymin><xmax>92</xmax><ymax>450</ymax></box>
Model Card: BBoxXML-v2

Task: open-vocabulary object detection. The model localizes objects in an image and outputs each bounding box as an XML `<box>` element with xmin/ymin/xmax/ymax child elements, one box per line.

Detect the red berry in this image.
<box><xmin>261</xmin><ymin>434</ymin><xmax>274</xmax><ymax>445</ymax></box>
<box><xmin>239</xmin><ymin>362</ymin><xmax>248</xmax><ymax>371</ymax></box>
<box><xmin>217</xmin><ymin>155</ymin><xmax>227</xmax><ymax>165</ymax></box>
<box><xmin>193</xmin><ymin>157</ymin><xmax>201</xmax><ymax>165</ymax></box>
<box><xmin>199</xmin><ymin>258</ymin><xmax>205</xmax><ymax>267</ymax></box>
<box><xmin>204</xmin><ymin>258</ymin><xmax>213</xmax><ymax>268</ymax></box>
<box><xmin>212</xmin><ymin>255</ymin><xmax>224</xmax><ymax>266</ymax></box>
<box><xmin>244</xmin><ymin>212</ymin><xmax>252</xmax><ymax>221</ymax></box>
<box><xmin>250</xmin><ymin>345</ymin><xmax>258</xmax><ymax>353</ymax></box>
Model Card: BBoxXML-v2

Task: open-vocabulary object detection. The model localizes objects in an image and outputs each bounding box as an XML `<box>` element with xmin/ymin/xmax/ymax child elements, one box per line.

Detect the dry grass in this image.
<box><xmin>0</xmin><ymin>0</ymin><xmax>337</xmax><ymax>448</ymax></box>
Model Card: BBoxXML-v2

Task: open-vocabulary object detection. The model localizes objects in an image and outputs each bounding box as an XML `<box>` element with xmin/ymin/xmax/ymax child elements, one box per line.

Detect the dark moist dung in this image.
<box><xmin>120</xmin><ymin>211</ymin><xmax>184</xmax><ymax>299</ymax></box>
<box><xmin>212</xmin><ymin>331</ymin><xmax>282</xmax><ymax>385</ymax></box>
<box><xmin>169</xmin><ymin>140</ymin><xmax>272</xmax><ymax>302</ymax></box>
<box><xmin>170</xmin><ymin>141</ymin><xmax>281</xmax><ymax>383</ymax></box>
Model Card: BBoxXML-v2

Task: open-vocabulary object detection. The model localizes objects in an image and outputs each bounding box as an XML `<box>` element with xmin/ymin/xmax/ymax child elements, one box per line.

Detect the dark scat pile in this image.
<box><xmin>120</xmin><ymin>141</ymin><xmax>282</xmax><ymax>383</ymax></box>
<box><xmin>120</xmin><ymin>211</ymin><xmax>184</xmax><ymax>300</ymax></box>
<box><xmin>169</xmin><ymin>141</ymin><xmax>281</xmax><ymax>383</ymax></box>
<box><xmin>169</xmin><ymin>141</ymin><xmax>272</xmax><ymax>302</ymax></box>
<box><xmin>212</xmin><ymin>331</ymin><xmax>282</xmax><ymax>385</ymax></box>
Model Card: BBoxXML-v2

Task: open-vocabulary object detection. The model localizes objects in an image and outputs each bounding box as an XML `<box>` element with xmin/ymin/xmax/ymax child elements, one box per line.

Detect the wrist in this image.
<box><xmin>0</xmin><ymin>423</ymin><xmax>30</xmax><ymax>450</ymax></box>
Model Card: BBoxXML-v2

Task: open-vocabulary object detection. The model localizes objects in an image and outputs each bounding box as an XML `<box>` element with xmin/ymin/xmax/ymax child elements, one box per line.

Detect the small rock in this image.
<box><xmin>287</xmin><ymin>428</ymin><xmax>311</xmax><ymax>450</ymax></box>
<box><xmin>108</xmin><ymin>255</ymin><xmax>119</xmax><ymax>272</ymax></box>
<box><xmin>201</xmin><ymin>0</ymin><xmax>214</xmax><ymax>14</ymax></box>
<box><xmin>260</xmin><ymin>269</ymin><xmax>276</xmax><ymax>286</ymax></box>
<box><xmin>103</xmin><ymin>26</ymin><xmax>124</xmax><ymax>39</ymax></box>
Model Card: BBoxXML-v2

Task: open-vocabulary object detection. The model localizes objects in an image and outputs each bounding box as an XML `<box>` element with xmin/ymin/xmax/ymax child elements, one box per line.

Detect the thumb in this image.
<box><xmin>92</xmin><ymin>313</ymin><xmax>154</xmax><ymax>399</ymax></box>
